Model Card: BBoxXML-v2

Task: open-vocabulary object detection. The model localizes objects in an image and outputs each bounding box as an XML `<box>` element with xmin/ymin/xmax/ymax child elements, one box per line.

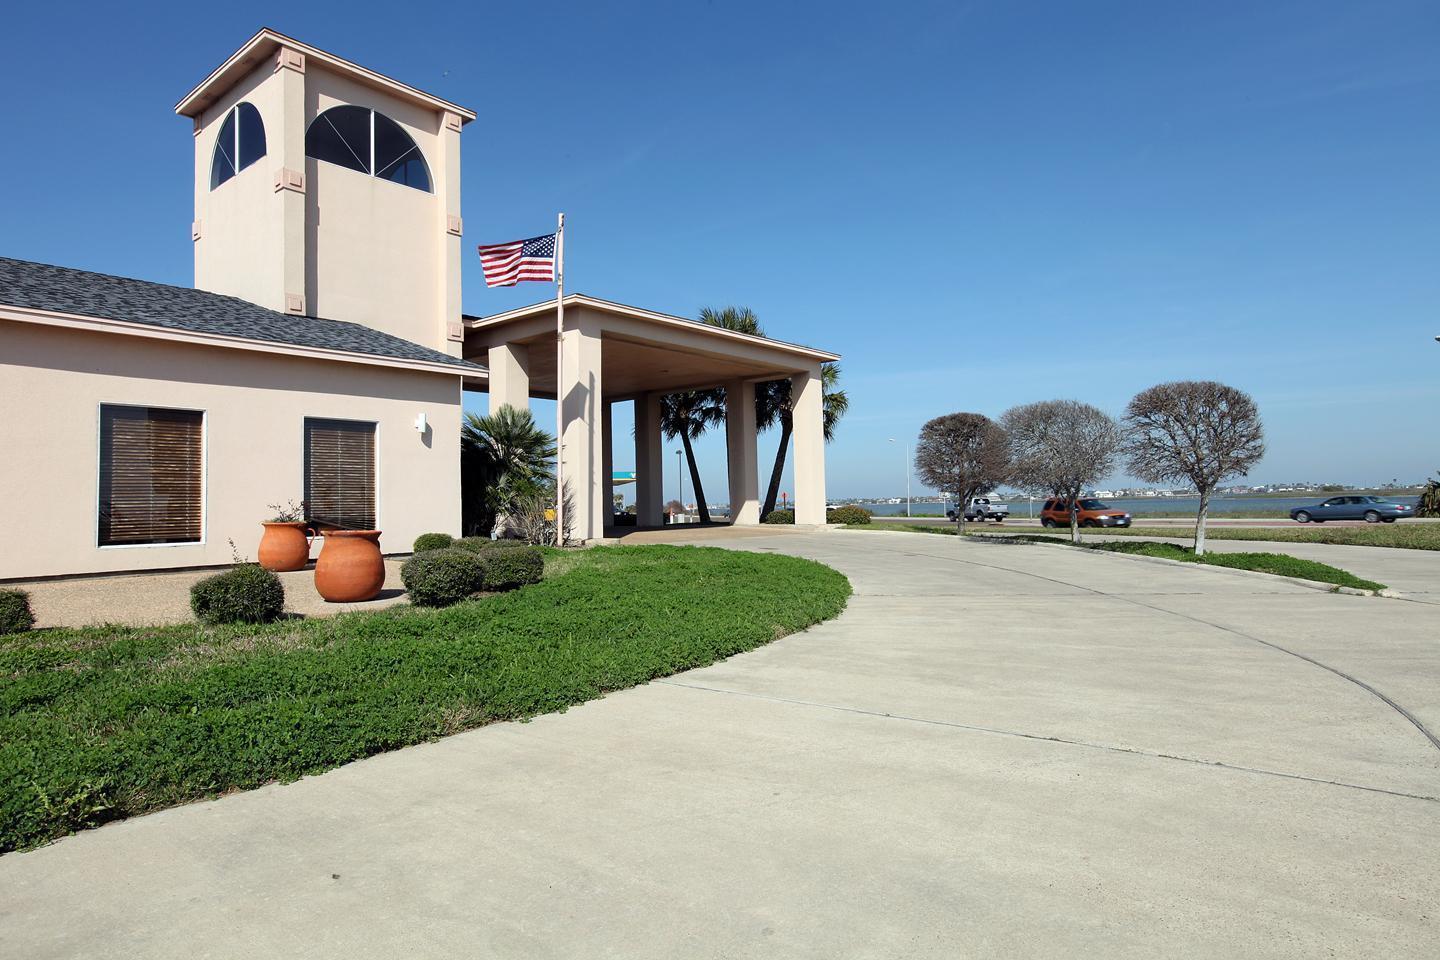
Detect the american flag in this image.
<box><xmin>477</xmin><ymin>233</ymin><xmax>556</xmax><ymax>287</ymax></box>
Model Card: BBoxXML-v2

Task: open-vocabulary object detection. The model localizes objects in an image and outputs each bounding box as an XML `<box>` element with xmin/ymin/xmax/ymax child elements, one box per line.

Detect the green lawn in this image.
<box><xmin>0</xmin><ymin>545</ymin><xmax>850</xmax><ymax>853</ymax></box>
<box><xmin>1076</xmin><ymin>540</ymin><xmax>1387</xmax><ymax>591</ymax></box>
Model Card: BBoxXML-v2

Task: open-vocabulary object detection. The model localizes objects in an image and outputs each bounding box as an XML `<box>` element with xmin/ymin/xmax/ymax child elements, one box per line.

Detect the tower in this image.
<box><xmin>176</xmin><ymin>29</ymin><xmax>474</xmax><ymax>354</ymax></box>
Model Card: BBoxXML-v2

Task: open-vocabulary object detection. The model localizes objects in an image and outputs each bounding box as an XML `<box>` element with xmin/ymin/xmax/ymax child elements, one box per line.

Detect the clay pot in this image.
<box><xmin>257</xmin><ymin>521</ymin><xmax>314</xmax><ymax>572</ymax></box>
<box><xmin>314</xmin><ymin>530</ymin><xmax>385</xmax><ymax>602</ymax></box>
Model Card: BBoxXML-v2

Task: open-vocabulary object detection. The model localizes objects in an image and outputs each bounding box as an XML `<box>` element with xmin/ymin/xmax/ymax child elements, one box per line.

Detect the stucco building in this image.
<box><xmin>0</xmin><ymin>28</ymin><xmax>834</xmax><ymax>581</ymax></box>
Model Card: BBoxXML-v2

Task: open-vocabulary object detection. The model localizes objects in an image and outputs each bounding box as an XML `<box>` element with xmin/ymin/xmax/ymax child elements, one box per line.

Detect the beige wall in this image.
<box><xmin>193</xmin><ymin>60</ymin><xmax>290</xmax><ymax>313</ymax></box>
<box><xmin>192</xmin><ymin>51</ymin><xmax>462</xmax><ymax>354</ymax></box>
<box><xmin>0</xmin><ymin>321</ymin><xmax>462</xmax><ymax>580</ymax></box>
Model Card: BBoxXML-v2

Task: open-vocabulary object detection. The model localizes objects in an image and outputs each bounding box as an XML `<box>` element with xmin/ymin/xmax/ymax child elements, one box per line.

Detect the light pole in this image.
<box><xmin>888</xmin><ymin>438</ymin><xmax>911</xmax><ymax>517</ymax></box>
<box><xmin>675</xmin><ymin>449</ymin><xmax>684</xmax><ymax>522</ymax></box>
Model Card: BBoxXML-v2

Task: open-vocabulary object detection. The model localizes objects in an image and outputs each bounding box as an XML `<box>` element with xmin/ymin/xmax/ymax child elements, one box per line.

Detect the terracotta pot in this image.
<box><xmin>257</xmin><ymin>521</ymin><xmax>314</xmax><ymax>572</ymax></box>
<box><xmin>314</xmin><ymin>530</ymin><xmax>385</xmax><ymax>602</ymax></box>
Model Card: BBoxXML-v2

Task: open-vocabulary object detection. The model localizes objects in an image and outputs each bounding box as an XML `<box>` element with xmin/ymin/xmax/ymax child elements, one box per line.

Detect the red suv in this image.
<box><xmin>1040</xmin><ymin>498</ymin><xmax>1132</xmax><ymax>528</ymax></box>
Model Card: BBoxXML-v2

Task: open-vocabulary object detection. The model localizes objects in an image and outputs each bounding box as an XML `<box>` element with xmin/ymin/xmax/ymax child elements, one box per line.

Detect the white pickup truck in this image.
<box><xmin>946</xmin><ymin>497</ymin><xmax>1010</xmax><ymax>522</ymax></box>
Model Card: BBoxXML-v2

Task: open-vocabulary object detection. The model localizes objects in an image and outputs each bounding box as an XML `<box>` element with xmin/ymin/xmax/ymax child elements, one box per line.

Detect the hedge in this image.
<box><xmin>0</xmin><ymin>590</ymin><xmax>35</xmax><ymax>635</ymax></box>
<box><xmin>189</xmin><ymin>565</ymin><xmax>286</xmax><ymax>625</ymax></box>
<box><xmin>412</xmin><ymin>532</ymin><xmax>455</xmax><ymax>553</ymax></box>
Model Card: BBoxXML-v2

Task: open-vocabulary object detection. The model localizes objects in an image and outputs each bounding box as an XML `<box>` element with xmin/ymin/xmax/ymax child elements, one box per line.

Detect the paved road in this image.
<box><xmin>3</xmin><ymin>531</ymin><xmax>1438</xmax><ymax>958</ymax></box>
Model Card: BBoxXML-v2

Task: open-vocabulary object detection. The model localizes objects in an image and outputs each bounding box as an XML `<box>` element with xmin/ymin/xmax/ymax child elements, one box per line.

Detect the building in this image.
<box><xmin>0</xmin><ymin>28</ymin><xmax>836</xmax><ymax>581</ymax></box>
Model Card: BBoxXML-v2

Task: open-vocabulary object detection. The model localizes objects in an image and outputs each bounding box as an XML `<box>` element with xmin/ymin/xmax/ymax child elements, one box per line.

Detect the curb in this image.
<box><xmin>837</xmin><ymin>527</ymin><xmax>1395</xmax><ymax>598</ymax></box>
<box><xmin>971</xmin><ymin>533</ymin><xmax>1393</xmax><ymax>597</ymax></box>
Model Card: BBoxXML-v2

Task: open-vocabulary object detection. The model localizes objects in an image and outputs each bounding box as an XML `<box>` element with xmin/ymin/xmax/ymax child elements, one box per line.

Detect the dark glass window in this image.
<box><xmin>209</xmin><ymin>102</ymin><xmax>266</xmax><ymax>190</ymax></box>
<box><xmin>209</xmin><ymin>110</ymin><xmax>237</xmax><ymax>189</ymax></box>
<box><xmin>306</xmin><ymin>105</ymin><xmax>372</xmax><ymax>174</ymax></box>
<box><xmin>306</xmin><ymin>106</ymin><xmax>431</xmax><ymax>192</ymax></box>
<box><xmin>374</xmin><ymin>113</ymin><xmax>431</xmax><ymax>191</ymax></box>
<box><xmin>236</xmin><ymin>102</ymin><xmax>266</xmax><ymax>170</ymax></box>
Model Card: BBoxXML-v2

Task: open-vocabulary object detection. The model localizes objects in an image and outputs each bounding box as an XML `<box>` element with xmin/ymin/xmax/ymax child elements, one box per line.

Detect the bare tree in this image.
<box><xmin>1001</xmin><ymin>400</ymin><xmax>1121</xmax><ymax>543</ymax></box>
<box><xmin>913</xmin><ymin>413</ymin><xmax>1011</xmax><ymax>533</ymax></box>
<box><xmin>1123</xmin><ymin>380</ymin><xmax>1264</xmax><ymax>555</ymax></box>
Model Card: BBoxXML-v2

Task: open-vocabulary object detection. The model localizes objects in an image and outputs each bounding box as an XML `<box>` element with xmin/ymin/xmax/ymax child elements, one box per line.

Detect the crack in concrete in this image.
<box><xmin>882</xmin><ymin>542</ymin><xmax>1440</xmax><ymax>755</ymax></box>
<box><xmin>656</xmin><ymin>679</ymin><xmax>1439</xmax><ymax>805</ymax></box>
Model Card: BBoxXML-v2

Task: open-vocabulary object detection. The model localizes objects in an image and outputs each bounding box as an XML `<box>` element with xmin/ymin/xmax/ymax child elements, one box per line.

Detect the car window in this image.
<box><xmin>1322</xmin><ymin>498</ymin><xmax>1341</xmax><ymax>506</ymax></box>
<box><xmin>1079</xmin><ymin>499</ymin><xmax>1108</xmax><ymax>510</ymax></box>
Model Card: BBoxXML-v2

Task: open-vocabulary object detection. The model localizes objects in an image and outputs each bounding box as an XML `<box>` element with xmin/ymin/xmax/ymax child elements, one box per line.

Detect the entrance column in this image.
<box><xmin>634</xmin><ymin>392</ymin><xmax>664</xmax><ymax>526</ymax></box>
<box><xmin>792</xmin><ymin>366</ymin><xmax>827</xmax><ymax>525</ymax></box>
<box><xmin>559</xmin><ymin>314</ymin><xmax>604</xmax><ymax>541</ymax></box>
<box><xmin>601</xmin><ymin>400</ymin><xmax>614</xmax><ymax>530</ymax></box>
<box><xmin>726</xmin><ymin>380</ymin><xmax>760</xmax><ymax>525</ymax></box>
<box><xmin>487</xmin><ymin>342</ymin><xmax>531</xmax><ymax>413</ymax></box>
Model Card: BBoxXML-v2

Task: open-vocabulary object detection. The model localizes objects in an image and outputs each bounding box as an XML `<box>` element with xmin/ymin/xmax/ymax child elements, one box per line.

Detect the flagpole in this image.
<box><xmin>554</xmin><ymin>212</ymin><xmax>565</xmax><ymax>547</ymax></box>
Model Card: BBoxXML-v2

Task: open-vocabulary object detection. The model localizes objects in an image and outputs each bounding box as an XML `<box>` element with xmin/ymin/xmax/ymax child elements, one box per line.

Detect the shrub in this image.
<box><xmin>827</xmin><ymin>505</ymin><xmax>873</xmax><ymax>525</ymax></box>
<box><xmin>454</xmin><ymin>535</ymin><xmax>526</xmax><ymax>553</ymax></box>
<box><xmin>190</xmin><ymin>565</ymin><xmax>285</xmax><ymax>625</ymax></box>
<box><xmin>412</xmin><ymin>532</ymin><xmax>455</xmax><ymax>553</ymax></box>
<box><xmin>762</xmin><ymin>510</ymin><xmax>795</xmax><ymax>524</ymax></box>
<box><xmin>401</xmin><ymin>549</ymin><xmax>484</xmax><ymax>607</ymax></box>
<box><xmin>0</xmin><ymin>589</ymin><xmax>35</xmax><ymax>634</ymax></box>
<box><xmin>475</xmin><ymin>545</ymin><xmax>545</xmax><ymax>591</ymax></box>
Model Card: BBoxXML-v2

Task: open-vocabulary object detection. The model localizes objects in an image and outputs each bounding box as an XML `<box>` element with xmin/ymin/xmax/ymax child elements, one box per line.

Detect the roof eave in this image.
<box><xmin>463</xmin><ymin>294</ymin><xmax>841</xmax><ymax>363</ymax></box>
<box><xmin>174</xmin><ymin>27</ymin><xmax>477</xmax><ymax>122</ymax></box>
<box><xmin>0</xmin><ymin>304</ymin><xmax>487</xmax><ymax>379</ymax></box>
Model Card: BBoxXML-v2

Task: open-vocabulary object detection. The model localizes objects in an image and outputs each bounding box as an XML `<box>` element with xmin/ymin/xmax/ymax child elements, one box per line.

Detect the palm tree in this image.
<box><xmin>660</xmin><ymin>390</ymin><xmax>726</xmax><ymax>523</ymax></box>
<box><xmin>758</xmin><ymin>363</ymin><xmax>849</xmax><ymax>518</ymax></box>
<box><xmin>652</xmin><ymin>307</ymin><xmax>767</xmax><ymax>525</ymax></box>
<box><xmin>461</xmin><ymin>405</ymin><xmax>555</xmax><ymax>535</ymax></box>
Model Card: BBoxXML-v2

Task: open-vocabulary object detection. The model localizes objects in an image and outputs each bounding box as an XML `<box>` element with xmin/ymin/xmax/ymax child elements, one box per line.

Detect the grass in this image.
<box><xmin>0</xmin><ymin>545</ymin><xmax>851</xmax><ymax>853</ymax></box>
<box><xmin>1076</xmin><ymin>540</ymin><xmax>1387</xmax><ymax>591</ymax></box>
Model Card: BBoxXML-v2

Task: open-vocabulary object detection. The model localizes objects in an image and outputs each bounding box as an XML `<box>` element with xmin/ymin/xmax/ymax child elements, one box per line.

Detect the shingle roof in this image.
<box><xmin>0</xmin><ymin>257</ymin><xmax>483</xmax><ymax>374</ymax></box>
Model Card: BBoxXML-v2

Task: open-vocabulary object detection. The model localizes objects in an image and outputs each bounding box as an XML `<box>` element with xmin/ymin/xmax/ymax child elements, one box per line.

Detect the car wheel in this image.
<box><xmin>1080</xmin><ymin>519</ymin><xmax>1096</xmax><ymax>528</ymax></box>
<box><xmin>1040</xmin><ymin>518</ymin><xmax>1054</xmax><ymax>528</ymax></box>
<box><xmin>1294</xmin><ymin>511</ymin><xmax>1310</xmax><ymax>523</ymax></box>
<box><xmin>1364</xmin><ymin>511</ymin><xmax>1381</xmax><ymax>524</ymax></box>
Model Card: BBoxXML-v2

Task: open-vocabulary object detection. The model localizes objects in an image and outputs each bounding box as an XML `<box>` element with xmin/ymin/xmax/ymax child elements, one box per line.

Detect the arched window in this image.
<box><xmin>210</xmin><ymin>102</ymin><xmax>266</xmax><ymax>190</ymax></box>
<box><xmin>305</xmin><ymin>106</ymin><xmax>431</xmax><ymax>193</ymax></box>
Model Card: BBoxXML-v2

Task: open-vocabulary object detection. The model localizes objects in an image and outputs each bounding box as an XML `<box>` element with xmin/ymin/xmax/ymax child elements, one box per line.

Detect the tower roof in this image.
<box><xmin>175</xmin><ymin>28</ymin><xmax>476</xmax><ymax>122</ymax></box>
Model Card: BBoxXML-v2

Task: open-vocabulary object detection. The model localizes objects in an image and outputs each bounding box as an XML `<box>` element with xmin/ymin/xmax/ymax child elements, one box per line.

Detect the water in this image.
<box><xmin>855</xmin><ymin>495</ymin><xmax>1421</xmax><ymax>518</ymax></box>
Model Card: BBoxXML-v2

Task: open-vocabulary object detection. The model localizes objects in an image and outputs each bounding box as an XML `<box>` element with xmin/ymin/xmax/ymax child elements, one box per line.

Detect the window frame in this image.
<box><xmin>209</xmin><ymin>102</ymin><xmax>266</xmax><ymax>191</ymax></box>
<box><xmin>302</xmin><ymin>416</ymin><xmax>381</xmax><ymax>535</ymax></box>
<box><xmin>94</xmin><ymin>402</ymin><xmax>208</xmax><ymax>550</ymax></box>
<box><xmin>305</xmin><ymin>106</ymin><xmax>432</xmax><ymax>194</ymax></box>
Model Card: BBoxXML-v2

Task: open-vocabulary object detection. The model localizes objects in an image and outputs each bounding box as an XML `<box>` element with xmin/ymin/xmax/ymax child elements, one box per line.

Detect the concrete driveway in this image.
<box><xmin>3</xmin><ymin>531</ymin><xmax>1437</xmax><ymax>958</ymax></box>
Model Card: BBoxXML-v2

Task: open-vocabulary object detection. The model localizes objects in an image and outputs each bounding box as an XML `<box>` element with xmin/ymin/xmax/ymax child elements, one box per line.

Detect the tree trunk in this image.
<box><xmin>761</xmin><ymin>419</ymin><xmax>792</xmax><ymax>518</ymax></box>
<box><xmin>680</xmin><ymin>431</ymin><xmax>711</xmax><ymax>524</ymax></box>
<box><xmin>1070</xmin><ymin>492</ymin><xmax>1081</xmax><ymax>544</ymax></box>
<box><xmin>1194</xmin><ymin>489</ymin><xmax>1211</xmax><ymax>556</ymax></box>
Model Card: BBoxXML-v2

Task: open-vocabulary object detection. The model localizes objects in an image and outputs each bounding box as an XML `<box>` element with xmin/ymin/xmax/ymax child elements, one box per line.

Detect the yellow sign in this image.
<box><xmin>544</xmin><ymin>508</ymin><xmax>556</xmax><ymax>521</ymax></box>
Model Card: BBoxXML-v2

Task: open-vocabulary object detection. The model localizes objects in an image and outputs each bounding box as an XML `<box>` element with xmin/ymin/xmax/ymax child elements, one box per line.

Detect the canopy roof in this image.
<box><xmin>463</xmin><ymin>294</ymin><xmax>838</xmax><ymax>398</ymax></box>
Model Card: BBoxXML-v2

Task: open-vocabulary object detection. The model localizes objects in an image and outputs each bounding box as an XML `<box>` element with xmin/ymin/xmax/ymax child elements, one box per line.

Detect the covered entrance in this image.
<box><xmin>463</xmin><ymin>295</ymin><xmax>839</xmax><ymax>541</ymax></box>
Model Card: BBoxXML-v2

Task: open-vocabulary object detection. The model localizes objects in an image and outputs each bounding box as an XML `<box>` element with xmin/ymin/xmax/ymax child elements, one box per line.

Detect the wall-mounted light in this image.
<box><xmin>414</xmin><ymin>412</ymin><xmax>428</xmax><ymax>433</ymax></box>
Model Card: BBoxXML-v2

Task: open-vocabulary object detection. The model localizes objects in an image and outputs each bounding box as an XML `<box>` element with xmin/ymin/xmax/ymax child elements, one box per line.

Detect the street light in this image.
<box><xmin>675</xmin><ymin>449</ymin><xmax>684</xmax><ymax>523</ymax></box>
<box><xmin>888</xmin><ymin>438</ymin><xmax>911</xmax><ymax>518</ymax></box>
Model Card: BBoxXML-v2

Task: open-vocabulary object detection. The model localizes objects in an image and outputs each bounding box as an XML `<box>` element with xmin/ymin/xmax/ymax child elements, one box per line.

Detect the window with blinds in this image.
<box><xmin>304</xmin><ymin>418</ymin><xmax>377</xmax><ymax>530</ymax></box>
<box><xmin>98</xmin><ymin>405</ymin><xmax>205</xmax><ymax>546</ymax></box>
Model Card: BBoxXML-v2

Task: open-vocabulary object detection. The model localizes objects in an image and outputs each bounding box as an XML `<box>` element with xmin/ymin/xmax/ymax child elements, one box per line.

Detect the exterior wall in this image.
<box><xmin>193</xmin><ymin>59</ymin><xmax>291</xmax><ymax>313</ymax></box>
<box><xmin>305</xmin><ymin>67</ymin><xmax>448</xmax><ymax>351</ymax></box>
<box><xmin>192</xmin><ymin>50</ymin><xmax>461</xmax><ymax>354</ymax></box>
<box><xmin>0</xmin><ymin>320</ymin><xmax>462</xmax><ymax>580</ymax></box>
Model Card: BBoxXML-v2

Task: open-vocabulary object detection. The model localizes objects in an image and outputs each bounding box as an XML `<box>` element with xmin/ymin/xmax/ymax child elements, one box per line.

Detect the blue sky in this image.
<box><xmin>2</xmin><ymin>1</ymin><xmax>1437</xmax><ymax>501</ymax></box>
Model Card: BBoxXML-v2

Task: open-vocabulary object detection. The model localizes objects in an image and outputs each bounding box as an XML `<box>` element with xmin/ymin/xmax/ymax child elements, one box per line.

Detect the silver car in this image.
<box><xmin>1291</xmin><ymin>496</ymin><xmax>1414</xmax><ymax>524</ymax></box>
